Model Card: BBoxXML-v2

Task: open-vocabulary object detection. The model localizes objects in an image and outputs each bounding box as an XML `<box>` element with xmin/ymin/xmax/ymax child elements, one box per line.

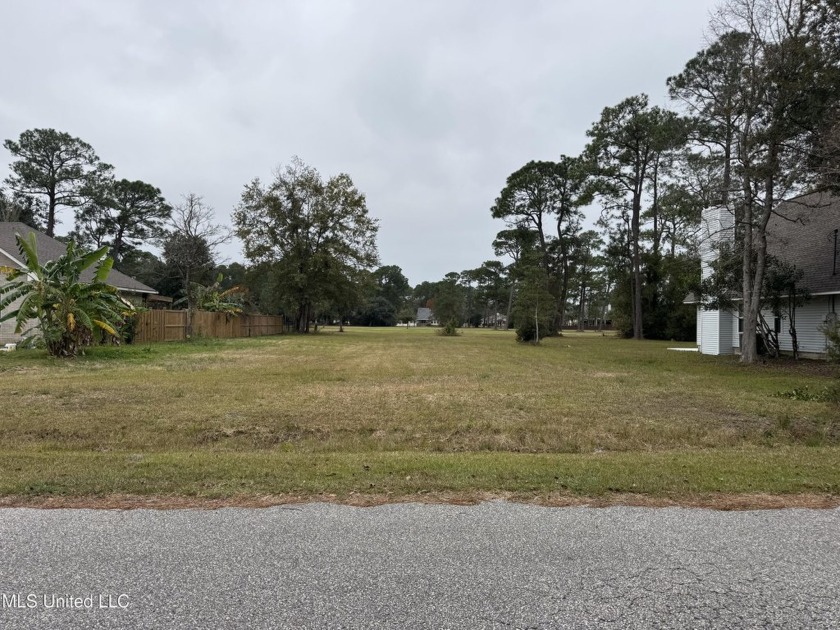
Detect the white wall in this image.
<box><xmin>697</xmin><ymin>207</ymin><xmax>736</xmax><ymax>355</ymax></box>
<box><xmin>776</xmin><ymin>297</ymin><xmax>835</xmax><ymax>355</ymax></box>
<box><xmin>0</xmin><ymin>251</ymin><xmax>36</xmax><ymax>345</ymax></box>
<box><xmin>694</xmin><ymin>206</ymin><xmax>839</xmax><ymax>358</ymax></box>
<box><xmin>699</xmin><ymin>206</ymin><xmax>735</xmax><ymax>282</ymax></box>
<box><xmin>700</xmin><ymin>308</ymin><xmax>737</xmax><ymax>355</ymax></box>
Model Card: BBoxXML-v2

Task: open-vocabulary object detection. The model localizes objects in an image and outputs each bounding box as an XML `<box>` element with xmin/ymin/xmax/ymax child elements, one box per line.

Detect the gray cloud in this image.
<box><xmin>0</xmin><ymin>0</ymin><xmax>719</xmax><ymax>283</ymax></box>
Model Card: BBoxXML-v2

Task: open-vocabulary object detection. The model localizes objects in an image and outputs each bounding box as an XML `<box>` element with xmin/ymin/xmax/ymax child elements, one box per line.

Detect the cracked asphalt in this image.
<box><xmin>0</xmin><ymin>502</ymin><xmax>838</xmax><ymax>629</ymax></box>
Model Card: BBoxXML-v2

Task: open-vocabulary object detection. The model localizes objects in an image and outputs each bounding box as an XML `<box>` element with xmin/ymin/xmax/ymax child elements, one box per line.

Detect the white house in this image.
<box><xmin>691</xmin><ymin>193</ymin><xmax>839</xmax><ymax>358</ymax></box>
<box><xmin>415</xmin><ymin>307</ymin><xmax>438</xmax><ymax>327</ymax></box>
<box><xmin>0</xmin><ymin>222</ymin><xmax>158</xmax><ymax>345</ymax></box>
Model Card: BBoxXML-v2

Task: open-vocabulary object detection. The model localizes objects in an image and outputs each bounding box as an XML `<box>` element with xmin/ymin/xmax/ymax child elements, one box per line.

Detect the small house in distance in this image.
<box><xmin>0</xmin><ymin>222</ymin><xmax>158</xmax><ymax>344</ymax></box>
<box><xmin>690</xmin><ymin>194</ymin><xmax>839</xmax><ymax>358</ymax></box>
<box><xmin>415</xmin><ymin>307</ymin><xmax>438</xmax><ymax>327</ymax></box>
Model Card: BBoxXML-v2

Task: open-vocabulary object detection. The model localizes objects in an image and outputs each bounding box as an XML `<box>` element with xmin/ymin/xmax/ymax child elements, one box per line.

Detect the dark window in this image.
<box><xmin>774</xmin><ymin>316</ymin><xmax>781</xmax><ymax>334</ymax></box>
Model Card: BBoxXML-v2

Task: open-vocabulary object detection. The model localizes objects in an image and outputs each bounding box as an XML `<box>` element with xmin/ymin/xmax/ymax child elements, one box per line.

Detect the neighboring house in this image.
<box><xmin>689</xmin><ymin>193</ymin><xmax>840</xmax><ymax>358</ymax></box>
<box><xmin>0</xmin><ymin>222</ymin><xmax>158</xmax><ymax>344</ymax></box>
<box><xmin>415</xmin><ymin>307</ymin><xmax>438</xmax><ymax>327</ymax></box>
<box><xmin>483</xmin><ymin>312</ymin><xmax>508</xmax><ymax>329</ymax></box>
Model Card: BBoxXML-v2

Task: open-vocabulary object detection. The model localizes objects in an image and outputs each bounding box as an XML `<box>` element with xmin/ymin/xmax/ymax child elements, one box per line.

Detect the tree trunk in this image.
<box><xmin>741</xmin><ymin>140</ymin><xmax>776</xmax><ymax>364</ymax></box>
<box><xmin>631</xmin><ymin>195</ymin><xmax>644</xmax><ymax>340</ymax></box>
<box><xmin>47</xmin><ymin>192</ymin><xmax>57</xmax><ymax>237</ymax></box>
<box><xmin>505</xmin><ymin>280</ymin><xmax>516</xmax><ymax>330</ymax></box>
<box><xmin>557</xmin><ymin>254</ymin><xmax>573</xmax><ymax>334</ymax></box>
<box><xmin>577</xmin><ymin>279</ymin><xmax>587</xmax><ymax>332</ymax></box>
<box><xmin>651</xmin><ymin>158</ymin><xmax>661</xmax><ymax>258</ymax></box>
<box><xmin>113</xmin><ymin>226</ymin><xmax>126</xmax><ymax>263</ymax></box>
<box><xmin>184</xmin><ymin>267</ymin><xmax>193</xmax><ymax>338</ymax></box>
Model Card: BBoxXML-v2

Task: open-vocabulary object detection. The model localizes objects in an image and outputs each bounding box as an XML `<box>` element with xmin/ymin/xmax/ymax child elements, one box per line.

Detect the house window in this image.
<box><xmin>774</xmin><ymin>316</ymin><xmax>781</xmax><ymax>334</ymax></box>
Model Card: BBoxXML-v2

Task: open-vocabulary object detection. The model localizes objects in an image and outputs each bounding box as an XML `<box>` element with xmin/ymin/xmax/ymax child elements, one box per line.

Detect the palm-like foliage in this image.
<box><xmin>177</xmin><ymin>273</ymin><xmax>245</xmax><ymax>316</ymax></box>
<box><xmin>0</xmin><ymin>232</ymin><xmax>132</xmax><ymax>356</ymax></box>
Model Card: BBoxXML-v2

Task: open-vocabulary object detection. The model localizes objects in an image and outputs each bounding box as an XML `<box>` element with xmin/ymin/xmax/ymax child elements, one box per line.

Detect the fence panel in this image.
<box><xmin>134</xmin><ymin>310</ymin><xmax>283</xmax><ymax>343</ymax></box>
<box><xmin>242</xmin><ymin>315</ymin><xmax>285</xmax><ymax>337</ymax></box>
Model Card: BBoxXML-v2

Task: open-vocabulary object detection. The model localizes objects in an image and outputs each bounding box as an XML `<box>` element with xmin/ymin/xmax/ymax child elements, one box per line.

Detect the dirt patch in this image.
<box><xmin>1</xmin><ymin>491</ymin><xmax>836</xmax><ymax>511</ymax></box>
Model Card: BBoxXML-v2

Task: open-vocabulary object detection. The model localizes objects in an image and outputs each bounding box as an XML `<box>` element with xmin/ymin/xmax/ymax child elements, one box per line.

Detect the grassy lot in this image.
<box><xmin>0</xmin><ymin>327</ymin><xmax>838</xmax><ymax>507</ymax></box>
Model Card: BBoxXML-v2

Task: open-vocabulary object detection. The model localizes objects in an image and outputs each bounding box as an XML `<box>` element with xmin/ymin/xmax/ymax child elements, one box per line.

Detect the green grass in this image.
<box><xmin>1</xmin><ymin>327</ymin><xmax>838</xmax><ymax>505</ymax></box>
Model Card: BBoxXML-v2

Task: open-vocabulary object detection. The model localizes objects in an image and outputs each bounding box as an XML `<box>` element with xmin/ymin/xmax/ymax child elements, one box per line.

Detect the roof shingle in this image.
<box><xmin>767</xmin><ymin>193</ymin><xmax>840</xmax><ymax>295</ymax></box>
<box><xmin>0</xmin><ymin>222</ymin><xmax>157</xmax><ymax>294</ymax></box>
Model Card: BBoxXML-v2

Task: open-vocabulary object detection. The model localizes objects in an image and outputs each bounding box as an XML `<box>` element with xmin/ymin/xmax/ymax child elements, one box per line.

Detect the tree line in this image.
<box><xmin>3</xmin><ymin>0</ymin><xmax>838</xmax><ymax>363</ymax></box>
<box><xmin>417</xmin><ymin>0</ymin><xmax>839</xmax><ymax>362</ymax></box>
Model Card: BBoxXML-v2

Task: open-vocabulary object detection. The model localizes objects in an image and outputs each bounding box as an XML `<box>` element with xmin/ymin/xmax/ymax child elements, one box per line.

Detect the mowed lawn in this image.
<box><xmin>1</xmin><ymin>327</ymin><xmax>838</xmax><ymax>506</ymax></box>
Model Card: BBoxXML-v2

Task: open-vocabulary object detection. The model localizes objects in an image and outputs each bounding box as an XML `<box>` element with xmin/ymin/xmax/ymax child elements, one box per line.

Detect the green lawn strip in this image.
<box><xmin>1</xmin><ymin>447</ymin><xmax>837</xmax><ymax>498</ymax></box>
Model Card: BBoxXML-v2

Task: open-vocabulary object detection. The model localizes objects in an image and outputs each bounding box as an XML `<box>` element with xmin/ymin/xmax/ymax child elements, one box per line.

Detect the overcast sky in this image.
<box><xmin>0</xmin><ymin>0</ymin><xmax>720</xmax><ymax>285</ymax></box>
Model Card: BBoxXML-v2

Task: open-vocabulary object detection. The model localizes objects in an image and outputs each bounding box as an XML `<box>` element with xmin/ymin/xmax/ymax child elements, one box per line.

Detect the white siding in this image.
<box><xmin>720</xmin><ymin>309</ymin><xmax>734</xmax><ymax>354</ymax></box>
<box><xmin>0</xmin><ymin>251</ymin><xmax>36</xmax><ymax>345</ymax></box>
<box><xmin>699</xmin><ymin>206</ymin><xmax>735</xmax><ymax>280</ymax></box>
<box><xmin>697</xmin><ymin>207</ymin><xmax>736</xmax><ymax>355</ymax></box>
<box><xmin>0</xmin><ymin>280</ymin><xmax>35</xmax><ymax>345</ymax></box>
<box><xmin>700</xmin><ymin>309</ymin><xmax>718</xmax><ymax>354</ymax></box>
<box><xmin>694</xmin><ymin>202</ymin><xmax>839</xmax><ymax>358</ymax></box>
<box><xmin>777</xmin><ymin>298</ymin><xmax>833</xmax><ymax>355</ymax></box>
<box><xmin>700</xmin><ymin>309</ymin><xmax>736</xmax><ymax>355</ymax></box>
<box><xmin>696</xmin><ymin>306</ymin><xmax>702</xmax><ymax>348</ymax></box>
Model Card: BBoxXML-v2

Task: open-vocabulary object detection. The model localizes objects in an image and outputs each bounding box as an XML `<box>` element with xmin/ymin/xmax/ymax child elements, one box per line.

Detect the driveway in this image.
<box><xmin>1</xmin><ymin>502</ymin><xmax>838</xmax><ymax>628</ymax></box>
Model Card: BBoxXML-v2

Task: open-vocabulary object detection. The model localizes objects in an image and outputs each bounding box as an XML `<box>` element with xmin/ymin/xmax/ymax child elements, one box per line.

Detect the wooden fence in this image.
<box><xmin>133</xmin><ymin>310</ymin><xmax>284</xmax><ymax>343</ymax></box>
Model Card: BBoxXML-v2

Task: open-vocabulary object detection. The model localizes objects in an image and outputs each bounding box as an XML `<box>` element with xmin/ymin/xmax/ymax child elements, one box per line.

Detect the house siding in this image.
<box><xmin>0</xmin><ymin>251</ymin><xmax>31</xmax><ymax>345</ymax></box>
<box><xmin>696</xmin><ymin>306</ymin><xmax>702</xmax><ymax>348</ymax></box>
<box><xmin>700</xmin><ymin>309</ymin><xmax>735</xmax><ymax>355</ymax></box>
<box><xmin>776</xmin><ymin>298</ymin><xmax>833</xmax><ymax>355</ymax></box>
<box><xmin>697</xmin><ymin>207</ymin><xmax>738</xmax><ymax>356</ymax></box>
<box><xmin>731</xmin><ymin>300</ymin><xmax>835</xmax><ymax>357</ymax></box>
<box><xmin>696</xmin><ymin>200</ymin><xmax>840</xmax><ymax>359</ymax></box>
<box><xmin>732</xmin><ymin>311</ymin><xmax>740</xmax><ymax>349</ymax></box>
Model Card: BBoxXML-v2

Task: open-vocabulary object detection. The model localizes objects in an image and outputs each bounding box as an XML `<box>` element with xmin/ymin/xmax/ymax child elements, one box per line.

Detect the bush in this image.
<box><xmin>0</xmin><ymin>234</ymin><xmax>129</xmax><ymax>357</ymax></box>
<box><xmin>820</xmin><ymin>318</ymin><xmax>840</xmax><ymax>363</ymax></box>
<box><xmin>438</xmin><ymin>319</ymin><xmax>459</xmax><ymax>336</ymax></box>
<box><xmin>515</xmin><ymin>321</ymin><xmax>539</xmax><ymax>343</ymax></box>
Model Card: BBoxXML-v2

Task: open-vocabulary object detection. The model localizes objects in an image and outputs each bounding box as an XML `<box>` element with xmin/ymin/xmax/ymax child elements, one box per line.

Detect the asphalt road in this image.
<box><xmin>0</xmin><ymin>502</ymin><xmax>838</xmax><ymax>629</ymax></box>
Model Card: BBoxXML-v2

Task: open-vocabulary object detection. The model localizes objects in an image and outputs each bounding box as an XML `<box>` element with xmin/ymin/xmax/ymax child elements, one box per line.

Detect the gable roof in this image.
<box><xmin>416</xmin><ymin>307</ymin><xmax>433</xmax><ymax>320</ymax></box>
<box><xmin>0</xmin><ymin>222</ymin><xmax>157</xmax><ymax>294</ymax></box>
<box><xmin>767</xmin><ymin>193</ymin><xmax>840</xmax><ymax>295</ymax></box>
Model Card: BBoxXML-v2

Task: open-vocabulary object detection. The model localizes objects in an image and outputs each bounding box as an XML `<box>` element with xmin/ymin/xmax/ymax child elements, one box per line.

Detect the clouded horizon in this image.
<box><xmin>1</xmin><ymin>0</ymin><xmax>720</xmax><ymax>285</ymax></box>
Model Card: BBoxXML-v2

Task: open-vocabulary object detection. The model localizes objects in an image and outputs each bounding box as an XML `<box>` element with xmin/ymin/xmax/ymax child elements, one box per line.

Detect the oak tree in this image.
<box><xmin>234</xmin><ymin>158</ymin><xmax>379</xmax><ymax>332</ymax></box>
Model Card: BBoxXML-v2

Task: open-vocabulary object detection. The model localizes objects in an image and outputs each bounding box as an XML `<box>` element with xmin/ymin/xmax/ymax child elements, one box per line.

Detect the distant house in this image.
<box><xmin>415</xmin><ymin>307</ymin><xmax>438</xmax><ymax>327</ymax></box>
<box><xmin>0</xmin><ymin>222</ymin><xmax>158</xmax><ymax>344</ymax></box>
<box><xmin>689</xmin><ymin>194</ymin><xmax>839</xmax><ymax>358</ymax></box>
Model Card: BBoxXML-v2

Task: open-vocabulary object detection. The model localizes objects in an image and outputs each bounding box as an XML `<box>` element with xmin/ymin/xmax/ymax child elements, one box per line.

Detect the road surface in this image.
<box><xmin>1</xmin><ymin>502</ymin><xmax>838</xmax><ymax>628</ymax></box>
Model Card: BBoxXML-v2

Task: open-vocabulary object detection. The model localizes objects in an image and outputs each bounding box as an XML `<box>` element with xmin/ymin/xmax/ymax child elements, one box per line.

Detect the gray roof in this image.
<box><xmin>416</xmin><ymin>307</ymin><xmax>432</xmax><ymax>320</ymax></box>
<box><xmin>767</xmin><ymin>193</ymin><xmax>840</xmax><ymax>295</ymax></box>
<box><xmin>0</xmin><ymin>222</ymin><xmax>156</xmax><ymax>294</ymax></box>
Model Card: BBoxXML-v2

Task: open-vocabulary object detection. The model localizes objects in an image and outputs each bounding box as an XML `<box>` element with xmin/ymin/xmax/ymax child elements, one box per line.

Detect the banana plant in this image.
<box><xmin>0</xmin><ymin>232</ymin><xmax>133</xmax><ymax>357</ymax></box>
<box><xmin>176</xmin><ymin>273</ymin><xmax>245</xmax><ymax>316</ymax></box>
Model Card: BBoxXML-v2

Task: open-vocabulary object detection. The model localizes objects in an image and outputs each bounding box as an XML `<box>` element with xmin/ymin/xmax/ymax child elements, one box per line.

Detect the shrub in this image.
<box><xmin>438</xmin><ymin>319</ymin><xmax>459</xmax><ymax>336</ymax></box>
<box><xmin>0</xmin><ymin>233</ymin><xmax>130</xmax><ymax>357</ymax></box>
<box><xmin>515</xmin><ymin>321</ymin><xmax>540</xmax><ymax>343</ymax></box>
<box><xmin>820</xmin><ymin>317</ymin><xmax>840</xmax><ymax>363</ymax></box>
<box><xmin>773</xmin><ymin>385</ymin><xmax>838</xmax><ymax>402</ymax></box>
